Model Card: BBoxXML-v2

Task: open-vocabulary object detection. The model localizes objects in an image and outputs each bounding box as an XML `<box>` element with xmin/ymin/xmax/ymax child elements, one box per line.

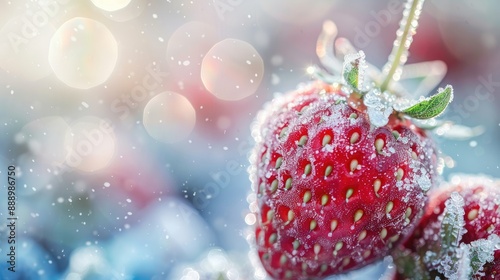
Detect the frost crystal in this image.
<box><xmin>342</xmin><ymin>50</ymin><xmax>366</xmax><ymax>90</ymax></box>
<box><xmin>441</xmin><ymin>192</ymin><xmax>466</xmax><ymax>250</ymax></box>
<box><xmin>469</xmin><ymin>234</ymin><xmax>500</xmax><ymax>276</ymax></box>
<box><xmin>454</xmin><ymin>244</ymin><xmax>472</xmax><ymax>280</ymax></box>
<box><xmin>414</xmin><ymin>169</ymin><xmax>431</xmax><ymax>192</ymax></box>
<box><xmin>432</xmin><ymin>192</ymin><xmax>468</xmax><ymax>278</ymax></box>
<box><xmin>364</xmin><ymin>89</ymin><xmax>395</xmax><ymax>127</ymax></box>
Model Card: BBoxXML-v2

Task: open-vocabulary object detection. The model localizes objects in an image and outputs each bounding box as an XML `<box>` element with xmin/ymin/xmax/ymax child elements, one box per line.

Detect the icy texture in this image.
<box><xmin>454</xmin><ymin>244</ymin><xmax>472</xmax><ymax>280</ymax></box>
<box><xmin>440</xmin><ymin>192</ymin><xmax>466</xmax><ymax>251</ymax></box>
<box><xmin>442</xmin><ymin>234</ymin><xmax>500</xmax><ymax>279</ymax></box>
<box><xmin>414</xmin><ymin>169</ymin><xmax>432</xmax><ymax>192</ymax></box>
<box><xmin>312</xmin><ymin>5</ymin><xmax>452</xmax><ymax>129</ymax></box>
<box><xmin>423</xmin><ymin>192</ymin><xmax>467</xmax><ymax>277</ymax></box>
<box><xmin>469</xmin><ymin>234</ymin><xmax>500</xmax><ymax>276</ymax></box>
<box><xmin>249</xmin><ymin>82</ymin><xmax>438</xmax><ymax>279</ymax></box>
<box><xmin>342</xmin><ymin>51</ymin><xmax>366</xmax><ymax>90</ymax></box>
<box><xmin>364</xmin><ymin>89</ymin><xmax>395</xmax><ymax>127</ymax></box>
<box><xmin>400</xmin><ymin>174</ymin><xmax>500</xmax><ymax>279</ymax></box>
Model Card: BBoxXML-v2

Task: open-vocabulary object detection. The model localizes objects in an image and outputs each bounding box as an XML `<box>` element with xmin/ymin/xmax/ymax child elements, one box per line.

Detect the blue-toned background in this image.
<box><xmin>0</xmin><ymin>0</ymin><xmax>498</xmax><ymax>279</ymax></box>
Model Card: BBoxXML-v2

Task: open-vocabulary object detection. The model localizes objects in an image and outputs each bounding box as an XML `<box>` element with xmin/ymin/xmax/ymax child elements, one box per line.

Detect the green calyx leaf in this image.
<box><xmin>401</xmin><ymin>85</ymin><xmax>453</xmax><ymax>119</ymax></box>
<box><xmin>393</xmin><ymin>249</ymin><xmax>432</xmax><ymax>280</ymax></box>
<box><xmin>427</xmin><ymin>192</ymin><xmax>467</xmax><ymax>277</ymax></box>
<box><xmin>342</xmin><ymin>51</ymin><xmax>366</xmax><ymax>91</ymax></box>
<box><xmin>439</xmin><ymin>192</ymin><xmax>465</xmax><ymax>254</ymax></box>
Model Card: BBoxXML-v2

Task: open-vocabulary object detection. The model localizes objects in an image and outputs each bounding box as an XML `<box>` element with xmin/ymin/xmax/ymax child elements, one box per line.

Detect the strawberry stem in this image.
<box><xmin>380</xmin><ymin>0</ymin><xmax>425</xmax><ymax>93</ymax></box>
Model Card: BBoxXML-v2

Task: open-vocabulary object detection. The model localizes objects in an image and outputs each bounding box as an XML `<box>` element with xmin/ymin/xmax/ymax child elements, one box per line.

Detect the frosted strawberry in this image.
<box><xmin>393</xmin><ymin>175</ymin><xmax>500</xmax><ymax>280</ymax></box>
<box><xmin>248</xmin><ymin>0</ymin><xmax>454</xmax><ymax>278</ymax></box>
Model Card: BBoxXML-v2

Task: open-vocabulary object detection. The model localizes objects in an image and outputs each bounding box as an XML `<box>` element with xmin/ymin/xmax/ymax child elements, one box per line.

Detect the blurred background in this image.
<box><xmin>0</xmin><ymin>0</ymin><xmax>498</xmax><ymax>279</ymax></box>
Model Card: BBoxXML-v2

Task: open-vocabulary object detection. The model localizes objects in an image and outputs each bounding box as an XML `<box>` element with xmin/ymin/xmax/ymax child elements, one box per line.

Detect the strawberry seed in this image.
<box><xmin>363</xmin><ymin>249</ymin><xmax>371</xmax><ymax>258</ymax></box>
<box><xmin>373</xmin><ymin>179</ymin><xmax>381</xmax><ymax>197</ymax></box>
<box><xmin>285</xmin><ymin>177</ymin><xmax>292</xmax><ymax>190</ymax></box>
<box><xmin>350</xmin><ymin>132</ymin><xmax>360</xmax><ymax>144</ymax></box>
<box><xmin>375</xmin><ymin>138</ymin><xmax>385</xmax><ymax>153</ymax></box>
<box><xmin>324</xmin><ymin>165</ymin><xmax>333</xmax><ymax>177</ymax></box>
<box><xmin>322</xmin><ymin>134</ymin><xmax>332</xmax><ymax>146</ymax></box>
<box><xmin>350</xmin><ymin>159</ymin><xmax>359</xmax><ymax>172</ymax></box>
<box><xmin>280</xmin><ymin>254</ymin><xmax>287</xmax><ymax>265</ymax></box>
<box><xmin>314</xmin><ymin>243</ymin><xmax>321</xmax><ymax>255</ymax></box>
<box><xmin>302</xmin><ymin>263</ymin><xmax>308</xmax><ymax>271</ymax></box>
<box><xmin>392</xmin><ymin>130</ymin><xmax>400</xmax><ymax>139</ymax></box>
<box><xmin>330</xmin><ymin>220</ymin><xmax>338</xmax><ymax>232</ymax></box>
<box><xmin>270</xmin><ymin>179</ymin><xmax>278</xmax><ymax>193</ymax></box>
<box><xmin>321</xmin><ymin>194</ymin><xmax>329</xmax><ymax>205</ymax></box>
<box><xmin>380</xmin><ymin>228</ymin><xmax>388</xmax><ymax>240</ymax></box>
<box><xmin>304</xmin><ymin>163</ymin><xmax>312</xmax><ymax>176</ymax></box>
<box><xmin>358</xmin><ymin>230</ymin><xmax>367</xmax><ymax>241</ymax></box>
<box><xmin>396</xmin><ymin>168</ymin><xmax>404</xmax><ymax>181</ymax></box>
<box><xmin>405</xmin><ymin>207</ymin><xmax>412</xmax><ymax>218</ymax></box>
<box><xmin>320</xmin><ymin>264</ymin><xmax>328</xmax><ymax>273</ymax></box>
<box><xmin>354</xmin><ymin>209</ymin><xmax>364</xmax><ymax>222</ymax></box>
<box><xmin>303</xmin><ymin>191</ymin><xmax>312</xmax><ymax>203</ymax></box>
<box><xmin>467</xmin><ymin>209</ymin><xmax>479</xmax><ymax>221</ymax></box>
<box><xmin>266</xmin><ymin>210</ymin><xmax>275</xmax><ymax>223</ymax></box>
<box><xmin>385</xmin><ymin>201</ymin><xmax>394</xmax><ymax>214</ymax></box>
<box><xmin>389</xmin><ymin>234</ymin><xmax>399</xmax><ymax>243</ymax></box>
<box><xmin>334</xmin><ymin>241</ymin><xmax>343</xmax><ymax>254</ymax></box>
<box><xmin>310</xmin><ymin>220</ymin><xmax>317</xmax><ymax>231</ymax></box>
<box><xmin>275</xmin><ymin>157</ymin><xmax>283</xmax><ymax>169</ymax></box>
<box><xmin>269</xmin><ymin>233</ymin><xmax>277</xmax><ymax>244</ymax></box>
<box><xmin>346</xmin><ymin>188</ymin><xmax>354</xmax><ymax>201</ymax></box>
<box><xmin>298</xmin><ymin>135</ymin><xmax>308</xmax><ymax>146</ymax></box>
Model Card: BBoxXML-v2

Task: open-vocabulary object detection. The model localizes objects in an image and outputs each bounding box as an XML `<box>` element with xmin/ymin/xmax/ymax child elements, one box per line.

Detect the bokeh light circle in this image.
<box><xmin>48</xmin><ymin>17</ymin><xmax>118</xmax><ymax>89</ymax></box>
<box><xmin>64</xmin><ymin>116</ymin><xmax>115</xmax><ymax>172</ymax></box>
<box><xmin>143</xmin><ymin>92</ymin><xmax>196</xmax><ymax>143</ymax></box>
<box><xmin>97</xmin><ymin>0</ymin><xmax>146</xmax><ymax>22</ymax></box>
<box><xmin>201</xmin><ymin>39</ymin><xmax>264</xmax><ymax>101</ymax></box>
<box><xmin>91</xmin><ymin>0</ymin><xmax>131</xmax><ymax>12</ymax></box>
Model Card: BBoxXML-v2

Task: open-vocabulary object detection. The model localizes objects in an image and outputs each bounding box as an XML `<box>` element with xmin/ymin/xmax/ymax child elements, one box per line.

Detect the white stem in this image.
<box><xmin>380</xmin><ymin>0</ymin><xmax>425</xmax><ymax>93</ymax></box>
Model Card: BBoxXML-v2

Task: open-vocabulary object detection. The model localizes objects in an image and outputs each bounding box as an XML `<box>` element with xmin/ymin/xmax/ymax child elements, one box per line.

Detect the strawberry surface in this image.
<box><xmin>249</xmin><ymin>81</ymin><xmax>438</xmax><ymax>279</ymax></box>
<box><xmin>394</xmin><ymin>175</ymin><xmax>500</xmax><ymax>280</ymax></box>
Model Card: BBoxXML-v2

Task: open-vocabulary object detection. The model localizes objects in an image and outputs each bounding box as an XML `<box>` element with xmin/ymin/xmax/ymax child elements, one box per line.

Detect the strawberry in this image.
<box><xmin>249</xmin><ymin>80</ymin><xmax>439</xmax><ymax>279</ymax></box>
<box><xmin>248</xmin><ymin>0</ymin><xmax>456</xmax><ymax>278</ymax></box>
<box><xmin>393</xmin><ymin>175</ymin><xmax>500</xmax><ymax>280</ymax></box>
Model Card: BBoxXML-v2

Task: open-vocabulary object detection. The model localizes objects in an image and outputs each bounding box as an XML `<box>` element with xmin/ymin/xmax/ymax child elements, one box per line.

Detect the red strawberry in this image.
<box><xmin>249</xmin><ymin>80</ymin><xmax>439</xmax><ymax>279</ymax></box>
<box><xmin>394</xmin><ymin>175</ymin><xmax>500</xmax><ymax>280</ymax></box>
